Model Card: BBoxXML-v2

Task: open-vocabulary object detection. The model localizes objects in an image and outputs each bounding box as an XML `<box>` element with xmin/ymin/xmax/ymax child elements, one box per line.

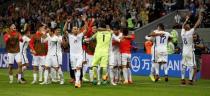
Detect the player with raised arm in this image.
<box><xmin>148</xmin><ymin>23</ymin><xmax>172</xmax><ymax>82</ymax></box>
<box><xmin>3</xmin><ymin>24</ymin><xmax>24</xmax><ymax>84</ymax></box>
<box><xmin>66</xmin><ymin>26</ymin><xmax>87</xmax><ymax>88</ymax></box>
<box><xmin>39</xmin><ymin>26</ymin><xmax>63</xmax><ymax>85</ymax></box>
<box><xmin>181</xmin><ymin>13</ymin><xmax>203</xmax><ymax>85</ymax></box>
<box><xmin>64</xmin><ymin>16</ymin><xmax>87</xmax><ymax>88</ymax></box>
<box><xmin>82</xmin><ymin>25</ymin><xmax>97</xmax><ymax>83</ymax></box>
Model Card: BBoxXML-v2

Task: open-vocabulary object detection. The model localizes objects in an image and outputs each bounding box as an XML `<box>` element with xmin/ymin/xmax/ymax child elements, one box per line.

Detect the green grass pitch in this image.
<box><xmin>0</xmin><ymin>69</ymin><xmax>210</xmax><ymax>96</ymax></box>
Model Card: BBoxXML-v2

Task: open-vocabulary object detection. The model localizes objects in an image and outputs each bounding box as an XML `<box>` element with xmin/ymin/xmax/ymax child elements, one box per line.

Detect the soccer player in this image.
<box><xmin>17</xmin><ymin>30</ymin><xmax>31</xmax><ymax>81</ymax></box>
<box><xmin>84</xmin><ymin>22</ymin><xmax>119</xmax><ymax>85</ymax></box>
<box><xmin>64</xmin><ymin>24</ymin><xmax>87</xmax><ymax>88</ymax></box>
<box><xmin>3</xmin><ymin>24</ymin><xmax>24</xmax><ymax>84</ymax></box>
<box><xmin>119</xmin><ymin>28</ymin><xmax>135</xmax><ymax>84</ymax></box>
<box><xmin>40</xmin><ymin>27</ymin><xmax>64</xmax><ymax>85</ymax></box>
<box><xmin>56</xmin><ymin>27</ymin><xmax>65</xmax><ymax>84</ymax></box>
<box><xmin>181</xmin><ymin>13</ymin><xmax>202</xmax><ymax>85</ymax></box>
<box><xmin>63</xmin><ymin>16</ymin><xmax>76</xmax><ymax>83</ymax></box>
<box><xmin>29</xmin><ymin>24</ymin><xmax>48</xmax><ymax>84</ymax></box>
<box><xmin>149</xmin><ymin>23</ymin><xmax>172</xmax><ymax>82</ymax></box>
<box><xmin>82</xmin><ymin>25</ymin><xmax>97</xmax><ymax>82</ymax></box>
<box><xmin>85</xmin><ymin>22</ymin><xmax>112</xmax><ymax>85</ymax></box>
<box><xmin>109</xmin><ymin>27</ymin><xmax>122</xmax><ymax>85</ymax></box>
<box><xmin>145</xmin><ymin>35</ymin><xmax>156</xmax><ymax>82</ymax></box>
<box><xmin>53</xmin><ymin>27</ymin><xmax>65</xmax><ymax>84</ymax></box>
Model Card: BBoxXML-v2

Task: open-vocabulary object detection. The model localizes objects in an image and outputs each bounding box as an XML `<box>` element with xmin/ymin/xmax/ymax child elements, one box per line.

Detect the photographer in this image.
<box><xmin>193</xmin><ymin>33</ymin><xmax>205</xmax><ymax>81</ymax></box>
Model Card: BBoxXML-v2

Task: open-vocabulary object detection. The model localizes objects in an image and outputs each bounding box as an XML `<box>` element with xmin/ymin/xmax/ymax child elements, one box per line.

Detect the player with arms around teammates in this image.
<box><xmin>119</xmin><ymin>28</ymin><xmax>135</xmax><ymax>84</ymax></box>
<box><xmin>39</xmin><ymin>26</ymin><xmax>65</xmax><ymax>85</ymax></box>
<box><xmin>147</xmin><ymin>23</ymin><xmax>172</xmax><ymax>82</ymax></box>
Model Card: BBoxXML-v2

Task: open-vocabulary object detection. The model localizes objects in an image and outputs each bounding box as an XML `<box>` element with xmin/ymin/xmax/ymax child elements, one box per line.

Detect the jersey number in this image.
<box><xmin>160</xmin><ymin>36</ymin><xmax>166</xmax><ymax>44</ymax></box>
<box><xmin>183</xmin><ymin>38</ymin><xmax>188</xmax><ymax>44</ymax></box>
<box><xmin>103</xmin><ymin>34</ymin><xmax>105</xmax><ymax>42</ymax></box>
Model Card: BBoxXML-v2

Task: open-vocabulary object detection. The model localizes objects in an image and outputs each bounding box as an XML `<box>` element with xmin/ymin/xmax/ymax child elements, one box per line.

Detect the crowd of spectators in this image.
<box><xmin>0</xmin><ymin>0</ymin><xmax>181</xmax><ymax>36</ymax></box>
<box><xmin>171</xmin><ymin>0</ymin><xmax>210</xmax><ymax>29</ymax></box>
<box><xmin>1</xmin><ymin>0</ymin><xmax>210</xmax><ymax>49</ymax></box>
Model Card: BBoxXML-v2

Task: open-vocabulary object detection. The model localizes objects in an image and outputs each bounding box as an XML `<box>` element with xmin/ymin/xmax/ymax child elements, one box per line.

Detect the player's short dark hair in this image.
<box><xmin>122</xmin><ymin>28</ymin><xmax>129</xmax><ymax>36</ymax></box>
<box><xmin>157</xmin><ymin>23</ymin><xmax>165</xmax><ymax>30</ymax></box>
<box><xmin>36</xmin><ymin>22</ymin><xmax>45</xmax><ymax>30</ymax></box>
<box><xmin>173</xmin><ymin>25</ymin><xmax>177</xmax><ymax>29</ymax></box>
<box><xmin>8</xmin><ymin>23</ymin><xmax>15</xmax><ymax>27</ymax></box>
<box><xmin>112</xmin><ymin>26</ymin><xmax>120</xmax><ymax>30</ymax></box>
<box><xmin>98</xmin><ymin>20</ymin><xmax>106</xmax><ymax>28</ymax></box>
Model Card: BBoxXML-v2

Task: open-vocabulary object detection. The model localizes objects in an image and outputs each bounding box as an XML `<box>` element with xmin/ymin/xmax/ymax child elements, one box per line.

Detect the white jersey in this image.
<box><xmin>181</xmin><ymin>28</ymin><xmax>196</xmax><ymax>66</ymax></box>
<box><xmin>181</xmin><ymin>28</ymin><xmax>195</xmax><ymax>49</ymax></box>
<box><xmin>19</xmin><ymin>35</ymin><xmax>31</xmax><ymax>53</ymax></box>
<box><xmin>151</xmin><ymin>30</ymin><xmax>171</xmax><ymax>63</ymax></box>
<box><xmin>110</xmin><ymin>33</ymin><xmax>122</xmax><ymax>53</ymax></box>
<box><xmin>56</xmin><ymin>35</ymin><xmax>63</xmax><ymax>55</ymax></box>
<box><xmin>153</xmin><ymin>30</ymin><xmax>171</xmax><ymax>52</ymax></box>
<box><xmin>42</xmin><ymin>34</ymin><xmax>60</xmax><ymax>56</ymax></box>
<box><xmin>68</xmin><ymin>33</ymin><xmax>84</xmax><ymax>55</ymax></box>
<box><xmin>109</xmin><ymin>33</ymin><xmax>122</xmax><ymax>66</ymax></box>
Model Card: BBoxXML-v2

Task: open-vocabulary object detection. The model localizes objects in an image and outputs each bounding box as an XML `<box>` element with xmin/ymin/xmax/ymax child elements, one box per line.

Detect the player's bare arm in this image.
<box><xmin>149</xmin><ymin>32</ymin><xmax>164</xmax><ymax>37</ymax></box>
<box><xmin>63</xmin><ymin>16</ymin><xmax>72</xmax><ymax>33</ymax></box>
<box><xmin>194</xmin><ymin>13</ymin><xmax>203</xmax><ymax>29</ymax></box>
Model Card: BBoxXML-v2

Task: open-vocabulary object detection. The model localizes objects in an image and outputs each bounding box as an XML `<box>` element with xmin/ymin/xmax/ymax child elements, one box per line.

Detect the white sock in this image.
<box><xmin>33</xmin><ymin>73</ymin><xmax>37</xmax><ymax>81</ymax></box>
<box><xmin>123</xmin><ymin>68</ymin><xmax>128</xmax><ymax>81</ymax></box>
<box><xmin>154</xmin><ymin>64</ymin><xmax>159</xmax><ymax>75</ymax></box>
<box><xmin>189</xmin><ymin>66</ymin><xmax>194</xmax><ymax>80</ymax></box>
<box><xmin>181</xmin><ymin>65</ymin><xmax>186</xmax><ymax>80</ymax></box>
<box><xmin>44</xmin><ymin>70</ymin><xmax>49</xmax><ymax>82</ymax></box>
<box><xmin>97</xmin><ymin>67</ymin><xmax>101</xmax><ymax>81</ymax></box>
<box><xmin>18</xmin><ymin>74</ymin><xmax>22</xmax><ymax>80</ymax></box>
<box><xmin>75</xmin><ymin>70</ymin><xmax>81</xmax><ymax>84</ymax></box>
<box><xmin>83</xmin><ymin>65</ymin><xmax>88</xmax><ymax>78</ymax></box>
<box><xmin>163</xmin><ymin>63</ymin><xmax>168</xmax><ymax>75</ymax></box>
<box><xmin>58</xmin><ymin>68</ymin><xmax>64</xmax><ymax>80</ymax></box>
<box><xmin>114</xmin><ymin>68</ymin><xmax>119</xmax><ymax>81</ymax></box>
<box><xmin>150</xmin><ymin>63</ymin><xmax>156</xmax><ymax>75</ymax></box>
<box><xmin>109</xmin><ymin>66</ymin><xmax>114</xmax><ymax>83</ymax></box>
<box><xmin>127</xmin><ymin>68</ymin><xmax>132</xmax><ymax>81</ymax></box>
<box><xmin>89</xmin><ymin>69</ymin><xmax>94</xmax><ymax>82</ymax></box>
<box><xmin>51</xmin><ymin>68</ymin><xmax>56</xmax><ymax>80</ymax></box>
<box><xmin>39</xmin><ymin>66</ymin><xmax>43</xmax><ymax>80</ymax></box>
<box><xmin>9</xmin><ymin>75</ymin><xmax>13</xmax><ymax>81</ymax></box>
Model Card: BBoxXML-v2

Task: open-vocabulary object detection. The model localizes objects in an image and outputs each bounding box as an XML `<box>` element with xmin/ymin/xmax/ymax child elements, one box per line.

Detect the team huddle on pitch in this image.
<box><xmin>3</xmin><ymin>13</ymin><xmax>202</xmax><ymax>88</ymax></box>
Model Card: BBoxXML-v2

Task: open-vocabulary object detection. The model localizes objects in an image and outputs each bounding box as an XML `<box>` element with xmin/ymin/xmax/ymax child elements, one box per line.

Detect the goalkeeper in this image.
<box><xmin>84</xmin><ymin>22</ymin><xmax>119</xmax><ymax>85</ymax></box>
